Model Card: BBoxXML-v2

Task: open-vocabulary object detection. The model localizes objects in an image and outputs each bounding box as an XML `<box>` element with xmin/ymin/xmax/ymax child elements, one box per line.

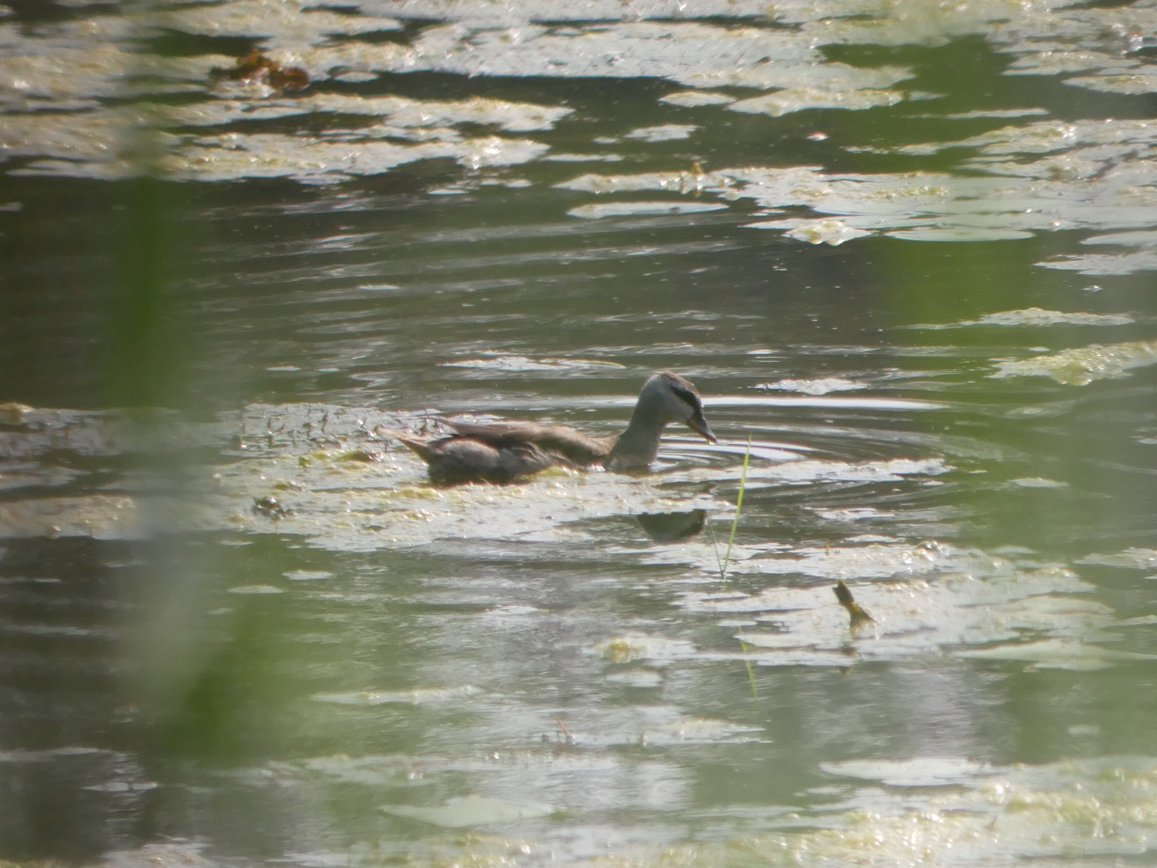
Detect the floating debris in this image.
<box><xmin>834</xmin><ymin>579</ymin><xmax>875</xmax><ymax>628</ymax></box>
<box><xmin>211</xmin><ymin>49</ymin><xmax>309</xmax><ymax>92</ymax></box>
<box><xmin>252</xmin><ymin>494</ymin><xmax>290</xmax><ymax>518</ymax></box>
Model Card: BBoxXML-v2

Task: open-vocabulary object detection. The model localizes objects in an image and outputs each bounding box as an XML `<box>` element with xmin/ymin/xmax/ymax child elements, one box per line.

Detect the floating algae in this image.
<box><xmin>991</xmin><ymin>340</ymin><xmax>1157</xmax><ymax>385</ymax></box>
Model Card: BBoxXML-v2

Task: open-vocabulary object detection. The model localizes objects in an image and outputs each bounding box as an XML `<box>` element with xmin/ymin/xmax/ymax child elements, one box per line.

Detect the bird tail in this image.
<box><xmin>376</xmin><ymin>428</ymin><xmax>437</xmax><ymax>464</ymax></box>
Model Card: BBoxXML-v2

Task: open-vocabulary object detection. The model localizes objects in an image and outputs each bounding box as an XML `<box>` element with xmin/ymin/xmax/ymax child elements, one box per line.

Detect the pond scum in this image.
<box><xmin>2</xmin><ymin>0</ymin><xmax>1156</xmax><ymax>273</ymax></box>
<box><xmin>3</xmin><ymin>1</ymin><xmax>1157</xmax><ymax>865</ymax></box>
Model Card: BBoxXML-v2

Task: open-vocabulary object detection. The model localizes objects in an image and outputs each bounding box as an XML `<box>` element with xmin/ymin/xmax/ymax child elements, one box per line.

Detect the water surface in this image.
<box><xmin>2</xmin><ymin>1</ymin><xmax>1157</xmax><ymax>865</ymax></box>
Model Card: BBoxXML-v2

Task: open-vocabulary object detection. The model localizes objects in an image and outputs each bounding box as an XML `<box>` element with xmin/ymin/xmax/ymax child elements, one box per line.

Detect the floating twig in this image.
<box><xmin>834</xmin><ymin>579</ymin><xmax>875</xmax><ymax>629</ymax></box>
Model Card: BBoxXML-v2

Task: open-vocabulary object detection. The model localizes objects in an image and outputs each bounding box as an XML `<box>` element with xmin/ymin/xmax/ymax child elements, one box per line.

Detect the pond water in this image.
<box><xmin>2</xmin><ymin>1</ymin><xmax>1157</xmax><ymax>866</ymax></box>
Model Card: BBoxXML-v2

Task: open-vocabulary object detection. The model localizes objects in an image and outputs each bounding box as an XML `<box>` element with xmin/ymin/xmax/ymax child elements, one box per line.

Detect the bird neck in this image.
<box><xmin>607</xmin><ymin>398</ymin><xmax>668</xmax><ymax>469</ymax></box>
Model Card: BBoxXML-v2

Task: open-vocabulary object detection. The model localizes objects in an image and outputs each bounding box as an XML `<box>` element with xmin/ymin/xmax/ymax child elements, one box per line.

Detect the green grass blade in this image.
<box><xmin>720</xmin><ymin>434</ymin><xmax>752</xmax><ymax>579</ymax></box>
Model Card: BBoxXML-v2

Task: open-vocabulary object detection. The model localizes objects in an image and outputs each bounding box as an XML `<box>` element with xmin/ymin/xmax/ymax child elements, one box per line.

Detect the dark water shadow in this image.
<box><xmin>636</xmin><ymin>509</ymin><xmax>707</xmax><ymax>542</ymax></box>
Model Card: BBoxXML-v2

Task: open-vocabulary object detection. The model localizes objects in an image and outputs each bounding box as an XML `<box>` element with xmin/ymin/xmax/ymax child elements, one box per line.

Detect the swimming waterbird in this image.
<box><xmin>382</xmin><ymin>371</ymin><xmax>716</xmax><ymax>484</ymax></box>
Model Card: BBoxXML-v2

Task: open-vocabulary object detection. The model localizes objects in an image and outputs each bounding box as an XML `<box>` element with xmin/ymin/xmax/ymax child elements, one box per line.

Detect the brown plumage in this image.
<box><xmin>381</xmin><ymin>371</ymin><xmax>716</xmax><ymax>484</ymax></box>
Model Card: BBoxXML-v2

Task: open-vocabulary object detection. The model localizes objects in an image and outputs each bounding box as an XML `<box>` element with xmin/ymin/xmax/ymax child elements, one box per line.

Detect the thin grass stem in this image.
<box><xmin>720</xmin><ymin>434</ymin><xmax>752</xmax><ymax>580</ymax></box>
<box><xmin>712</xmin><ymin>436</ymin><xmax>757</xmax><ymax>698</ymax></box>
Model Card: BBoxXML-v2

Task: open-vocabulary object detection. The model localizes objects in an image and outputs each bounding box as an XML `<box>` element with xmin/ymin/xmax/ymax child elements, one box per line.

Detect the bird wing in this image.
<box><xmin>445</xmin><ymin>421</ymin><xmax>541</xmax><ymax>445</ymax></box>
<box><xmin>447</xmin><ymin>421</ymin><xmax>610</xmax><ymax>465</ymax></box>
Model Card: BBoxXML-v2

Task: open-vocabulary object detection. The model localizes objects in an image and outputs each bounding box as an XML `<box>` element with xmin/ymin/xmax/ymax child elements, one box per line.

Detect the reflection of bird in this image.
<box><xmin>381</xmin><ymin>371</ymin><xmax>717</xmax><ymax>485</ymax></box>
<box><xmin>636</xmin><ymin>509</ymin><xmax>708</xmax><ymax>543</ymax></box>
<box><xmin>834</xmin><ymin>580</ymin><xmax>875</xmax><ymax>628</ymax></box>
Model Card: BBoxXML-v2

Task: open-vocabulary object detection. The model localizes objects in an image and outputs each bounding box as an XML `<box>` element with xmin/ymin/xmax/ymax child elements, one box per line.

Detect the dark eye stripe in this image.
<box><xmin>671</xmin><ymin>385</ymin><xmax>699</xmax><ymax>408</ymax></box>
